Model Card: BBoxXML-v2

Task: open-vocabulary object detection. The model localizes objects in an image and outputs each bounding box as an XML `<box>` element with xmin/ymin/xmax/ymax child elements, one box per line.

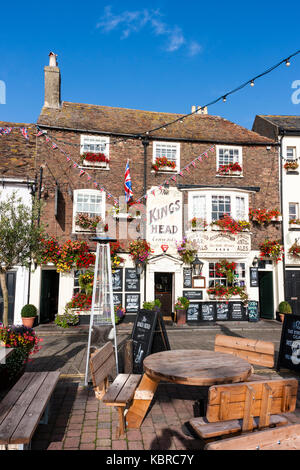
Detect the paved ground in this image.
<box><xmin>11</xmin><ymin>320</ymin><xmax>300</xmax><ymax>450</ymax></box>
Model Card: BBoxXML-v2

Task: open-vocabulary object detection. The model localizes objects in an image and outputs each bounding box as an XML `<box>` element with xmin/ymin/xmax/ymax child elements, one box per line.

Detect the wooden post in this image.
<box><xmin>124</xmin><ymin>339</ymin><xmax>133</xmax><ymax>374</ymax></box>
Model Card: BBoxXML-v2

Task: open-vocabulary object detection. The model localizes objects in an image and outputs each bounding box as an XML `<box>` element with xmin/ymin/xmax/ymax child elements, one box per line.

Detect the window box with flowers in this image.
<box><xmin>152</xmin><ymin>157</ymin><xmax>176</xmax><ymax>173</ymax></box>
<box><xmin>288</xmin><ymin>240</ymin><xmax>300</xmax><ymax>258</ymax></box>
<box><xmin>206</xmin><ymin>285</ymin><xmax>248</xmax><ymax>304</ymax></box>
<box><xmin>189</xmin><ymin>217</ymin><xmax>208</xmax><ymax>231</ymax></box>
<box><xmin>217</xmin><ymin>162</ymin><xmax>242</xmax><ymax>176</ymax></box>
<box><xmin>75</xmin><ymin>213</ymin><xmax>108</xmax><ymax>233</ymax></box>
<box><xmin>210</xmin><ymin>214</ymin><xmax>250</xmax><ymax>234</ymax></box>
<box><xmin>284</xmin><ymin>161</ymin><xmax>299</xmax><ymax>172</ymax></box>
<box><xmin>80</xmin><ymin>152</ymin><xmax>109</xmax><ymax>169</ymax></box>
<box><xmin>259</xmin><ymin>239</ymin><xmax>283</xmax><ymax>264</ymax></box>
<box><xmin>249</xmin><ymin>208</ymin><xmax>281</xmax><ymax>225</ymax></box>
<box><xmin>176</xmin><ymin>238</ymin><xmax>198</xmax><ymax>264</ymax></box>
<box><xmin>289</xmin><ymin>219</ymin><xmax>300</xmax><ymax>230</ymax></box>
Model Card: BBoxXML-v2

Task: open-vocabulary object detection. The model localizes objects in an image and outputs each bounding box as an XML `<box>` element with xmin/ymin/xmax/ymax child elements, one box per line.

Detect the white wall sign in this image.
<box><xmin>188</xmin><ymin>230</ymin><xmax>251</xmax><ymax>258</ymax></box>
<box><xmin>146</xmin><ymin>187</ymin><xmax>183</xmax><ymax>255</ymax></box>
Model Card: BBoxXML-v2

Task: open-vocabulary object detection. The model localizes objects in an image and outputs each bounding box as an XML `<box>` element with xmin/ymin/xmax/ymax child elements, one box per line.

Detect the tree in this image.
<box><xmin>0</xmin><ymin>192</ymin><xmax>44</xmax><ymax>326</ymax></box>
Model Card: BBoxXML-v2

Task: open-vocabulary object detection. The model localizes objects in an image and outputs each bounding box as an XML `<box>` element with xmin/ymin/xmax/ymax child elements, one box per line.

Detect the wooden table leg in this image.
<box><xmin>125</xmin><ymin>374</ymin><xmax>159</xmax><ymax>429</ymax></box>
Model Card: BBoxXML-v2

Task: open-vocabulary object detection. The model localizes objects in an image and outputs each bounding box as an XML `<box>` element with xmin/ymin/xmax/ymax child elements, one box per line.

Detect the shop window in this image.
<box><xmin>208</xmin><ymin>262</ymin><xmax>246</xmax><ymax>287</ymax></box>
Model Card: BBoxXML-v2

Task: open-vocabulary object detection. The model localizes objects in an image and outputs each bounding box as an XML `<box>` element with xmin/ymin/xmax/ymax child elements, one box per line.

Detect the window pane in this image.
<box><xmin>287</xmin><ymin>147</ymin><xmax>296</xmax><ymax>160</ymax></box>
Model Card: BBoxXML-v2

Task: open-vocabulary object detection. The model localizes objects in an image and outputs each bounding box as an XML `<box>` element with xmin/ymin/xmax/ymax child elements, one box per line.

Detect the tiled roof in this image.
<box><xmin>0</xmin><ymin>122</ymin><xmax>36</xmax><ymax>179</ymax></box>
<box><xmin>37</xmin><ymin>102</ymin><xmax>274</xmax><ymax>145</ymax></box>
<box><xmin>256</xmin><ymin>115</ymin><xmax>300</xmax><ymax>131</ymax></box>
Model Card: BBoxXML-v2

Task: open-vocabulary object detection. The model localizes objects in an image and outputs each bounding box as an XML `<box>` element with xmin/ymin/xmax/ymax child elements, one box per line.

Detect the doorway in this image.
<box><xmin>285</xmin><ymin>270</ymin><xmax>300</xmax><ymax>315</ymax></box>
<box><xmin>155</xmin><ymin>272</ymin><xmax>173</xmax><ymax>319</ymax></box>
<box><xmin>258</xmin><ymin>271</ymin><xmax>274</xmax><ymax>319</ymax></box>
<box><xmin>40</xmin><ymin>270</ymin><xmax>59</xmax><ymax>323</ymax></box>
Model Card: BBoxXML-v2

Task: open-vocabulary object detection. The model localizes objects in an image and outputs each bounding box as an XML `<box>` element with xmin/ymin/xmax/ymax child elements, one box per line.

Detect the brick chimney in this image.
<box><xmin>44</xmin><ymin>52</ymin><xmax>61</xmax><ymax>108</ymax></box>
<box><xmin>191</xmin><ymin>105</ymin><xmax>208</xmax><ymax>115</ymax></box>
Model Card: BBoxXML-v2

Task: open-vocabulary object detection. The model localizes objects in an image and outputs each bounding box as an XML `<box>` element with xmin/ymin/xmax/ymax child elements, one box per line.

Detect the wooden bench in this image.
<box><xmin>205</xmin><ymin>424</ymin><xmax>300</xmax><ymax>450</ymax></box>
<box><xmin>214</xmin><ymin>334</ymin><xmax>275</xmax><ymax>368</ymax></box>
<box><xmin>189</xmin><ymin>378</ymin><xmax>298</xmax><ymax>442</ymax></box>
<box><xmin>90</xmin><ymin>342</ymin><xmax>141</xmax><ymax>437</ymax></box>
<box><xmin>0</xmin><ymin>371</ymin><xmax>60</xmax><ymax>450</ymax></box>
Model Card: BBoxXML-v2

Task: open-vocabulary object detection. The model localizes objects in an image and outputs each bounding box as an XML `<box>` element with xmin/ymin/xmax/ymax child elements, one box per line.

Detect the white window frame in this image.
<box><xmin>152</xmin><ymin>141</ymin><xmax>180</xmax><ymax>172</ymax></box>
<box><xmin>188</xmin><ymin>189</ymin><xmax>249</xmax><ymax>225</ymax></box>
<box><xmin>208</xmin><ymin>261</ymin><xmax>246</xmax><ymax>288</ymax></box>
<box><xmin>73</xmin><ymin>188</ymin><xmax>105</xmax><ymax>233</ymax></box>
<box><xmin>289</xmin><ymin>202</ymin><xmax>299</xmax><ymax>221</ymax></box>
<box><xmin>216</xmin><ymin>145</ymin><xmax>243</xmax><ymax>176</ymax></box>
<box><xmin>80</xmin><ymin>134</ymin><xmax>110</xmax><ymax>169</ymax></box>
<box><xmin>286</xmin><ymin>146</ymin><xmax>296</xmax><ymax>160</ymax></box>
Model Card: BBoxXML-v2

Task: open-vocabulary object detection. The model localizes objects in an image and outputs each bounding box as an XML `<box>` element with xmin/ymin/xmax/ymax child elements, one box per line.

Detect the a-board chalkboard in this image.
<box><xmin>125</xmin><ymin>268</ymin><xmax>140</xmax><ymax>292</ymax></box>
<box><xmin>125</xmin><ymin>293</ymin><xmax>140</xmax><ymax>313</ymax></box>
<box><xmin>247</xmin><ymin>301</ymin><xmax>259</xmax><ymax>322</ymax></box>
<box><xmin>200</xmin><ymin>303</ymin><xmax>215</xmax><ymax>322</ymax></box>
<box><xmin>131</xmin><ymin>310</ymin><xmax>170</xmax><ymax>373</ymax></box>
<box><xmin>112</xmin><ymin>268</ymin><xmax>123</xmax><ymax>291</ymax></box>
<box><xmin>113</xmin><ymin>293</ymin><xmax>122</xmax><ymax>306</ymax></box>
<box><xmin>277</xmin><ymin>314</ymin><xmax>300</xmax><ymax>372</ymax></box>
<box><xmin>183</xmin><ymin>268</ymin><xmax>192</xmax><ymax>288</ymax></box>
<box><xmin>216</xmin><ymin>303</ymin><xmax>230</xmax><ymax>321</ymax></box>
<box><xmin>186</xmin><ymin>303</ymin><xmax>200</xmax><ymax>321</ymax></box>
<box><xmin>183</xmin><ymin>290</ymin><xmax>203</xmax><ymax>301</ymax></box>
<box><xmin>231</xmin><ymin>302</ymin><xmax>246</xmax><ymax>321</ymax></box>
<box><xmin>250</xmin><ymin>267</ymin><xmax>259</xmax><ymax>287</ymax></box>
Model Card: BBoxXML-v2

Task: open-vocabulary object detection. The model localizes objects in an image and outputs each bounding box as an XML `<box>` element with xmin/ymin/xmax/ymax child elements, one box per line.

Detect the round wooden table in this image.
<box><xmin>126</xmin><ymin>349</ymin><xmax>252</xmax><ymax>429</ymax></box>
<box><xmin>144</xmin><ymin>349</ymin><xmax>252</xmax><ymax>386</ymax></box>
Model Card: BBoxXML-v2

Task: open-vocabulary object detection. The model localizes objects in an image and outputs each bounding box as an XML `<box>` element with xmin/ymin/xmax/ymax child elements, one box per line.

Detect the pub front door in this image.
<box><xmin>155</xmin><ymin>272</ymin><xmax>173</xmax><ymax>320</ymax></box>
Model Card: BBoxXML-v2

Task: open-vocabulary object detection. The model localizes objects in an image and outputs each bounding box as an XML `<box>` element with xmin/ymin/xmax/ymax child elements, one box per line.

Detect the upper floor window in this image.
<box><xmin>80</xmin><ymin>135</ymin><xmax>110</xmax><ymax>169</ymax></box>
<box><xmin>73</xmin><ymin>189</ymin><xmax>105</xmax><ymax>233</ymax></box>
<box><xmin>152</xmin><ymin>142</ymin><xmax>180</xmax><ymax>172</ymax></box>
<box><xmin>289</xmin><ymin>202</ymin><xmax>299</xmax><ymax>221</ymax></box>
<box><xmin>212</xmin><ymin>195</ymin><xmax>231</xmax><ymax>221</ymax></box>
<box><xmin>286</xmin><ymin>147</ymin><xmax>296</xmax><ymax>160</ymax></box>
<box><xmin>216</xmin><ymin>146</ymin><xmax>243</xmax><ymax>175</ymax></box>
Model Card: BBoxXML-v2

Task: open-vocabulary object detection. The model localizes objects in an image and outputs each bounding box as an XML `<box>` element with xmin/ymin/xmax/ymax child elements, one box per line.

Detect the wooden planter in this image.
<box><xmin>176</xmin><ymin>308</ymin><xmax>186</xmax><ymax>325</ymax></box>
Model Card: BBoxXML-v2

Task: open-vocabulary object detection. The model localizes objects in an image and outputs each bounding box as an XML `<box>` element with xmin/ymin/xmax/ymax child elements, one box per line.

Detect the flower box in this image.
<box><xmin>80</xmin><ymin>152</ymin><xmax>109</xmax><ymax>169</ymax></box>
<box><xmin>217</xmin><ymin>162</ymin><xmax>243</xmax><ymax>176</ymax></box>
<box><xmin>82</xmin><ymin>159</ymin><xmax>108</xmax><ymax>169</ymax></box>
<box><xmin>152</xmin><ymin>157</ymin><xmax>176</xmax><ymax>173</ymax></box>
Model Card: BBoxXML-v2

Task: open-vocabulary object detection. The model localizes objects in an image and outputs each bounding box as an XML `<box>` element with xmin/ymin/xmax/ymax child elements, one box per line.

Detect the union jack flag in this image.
<box><xmin>124</xmin><ymin>160</ymin><xmax>133</xmax><ymax>203</ymax></box>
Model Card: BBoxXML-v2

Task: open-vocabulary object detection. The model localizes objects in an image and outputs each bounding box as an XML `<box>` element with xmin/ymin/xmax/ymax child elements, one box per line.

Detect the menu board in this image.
<box><xmin>131</xmin><ymin>310</ymin><xmax>170</xmax><ymax>374</ymax></box>
<box><xmin>200</xmin><ymin>303</ymin><xmax>215</xmax><ymax>322</ymax></box>
<box><xmin>183</xmin><ymin>290</ymin><xmax>203</xmax><ymax>301</ymax></box>
<box><xmin>250</xmin><ymin>267</ymin><xmax>259</xmax><ymax>287</ymax></box>
<box><xmin>231</xmin><ymin>302</ymin><xmax>245</xmax><ymax>321</ymax></box>
<box><xmin>113</xmin><ymin>293</ymin><xmax>122</xmax><ymax>306</ymax></box>
<box><xmin>125</xmin><ymin>268</ymin><xmax>140</xmax><ymax>292</ymax></box>
<box><xmin>247</xmin><ymin>301</ymin><xmax>259</xmax><ymax>322</ymax></box>
<box><xmin>125</xmin><ymin>293</ymin><xmax>140</xmax><ymax>313</ymax></box>
<box><xmin>112</xmin><ymin>268</ymin><xmax>123</xmax><ymax>292</ymax></box>
<box><xmin>183</xmin><ymin>268</ymin><xmax>192</xmax><ymax>288</ymax></box>
<box><xmin>216</xmin><ymin>303</ymin><xmax>230</xmax><ymax>321</ymax></box>
<box><xmin>277</xmin><ymin>314</ymin><xmax>300</xmax><ymax>372</ymax></box>
<box><xmin>186</xmin><ymin>303</ymin><xmax>200</xmax><ymax>321</ymax></box>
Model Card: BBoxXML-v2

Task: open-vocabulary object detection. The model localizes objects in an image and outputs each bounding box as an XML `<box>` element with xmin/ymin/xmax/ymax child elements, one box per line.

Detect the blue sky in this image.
<box><xmin>0</xmin><ymin>0</ymin><xmax>300</xmax><ymax>130</ymax></box>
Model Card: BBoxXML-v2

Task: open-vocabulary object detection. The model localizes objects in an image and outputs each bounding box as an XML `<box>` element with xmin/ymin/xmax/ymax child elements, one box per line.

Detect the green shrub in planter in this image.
<box><xmin>21</xmin><ymin>304</ymin><xmax>37</xmax><ymax>318</ymax></box>
<box><xmin>142</xmin><ymin>299</ymin><xmax>161</xmax><ymax>311</ymax></box>
<box><xmin>278</xmin><ymin>301</ymin><xmax>292</xmax><ymax>314</ymax></box>
<box><xmin>55</xmin><ymin>308</ymin><xmax>79</xmax><ymax>328</ymax></box>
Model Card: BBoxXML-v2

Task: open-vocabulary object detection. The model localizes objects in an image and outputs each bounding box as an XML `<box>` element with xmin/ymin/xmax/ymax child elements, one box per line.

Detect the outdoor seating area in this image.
<box><xmin>1</xmin><ymin>326</ymin><xmax>300</xmax><ymax>451</ymax></box>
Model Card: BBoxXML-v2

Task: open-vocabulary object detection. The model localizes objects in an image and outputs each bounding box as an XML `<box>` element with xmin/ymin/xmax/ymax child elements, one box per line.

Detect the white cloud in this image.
<box><xmin>96</xmin><ymin>6</ymin><xmax>201</xmax><ymax>56</ymax></box>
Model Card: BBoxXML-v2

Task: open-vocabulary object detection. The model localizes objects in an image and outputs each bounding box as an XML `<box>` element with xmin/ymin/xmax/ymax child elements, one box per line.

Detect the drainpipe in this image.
<box><xmin>279</xmin><ymin>131</ymin><xmax>286</xmax><ymax>300</ymax></box>
<box><xmin>37</xmin><ymin>167</ymin><xmax>43</xmax><ymax>226</ymax></box>
<box><xmin>142</xmin><ymin>138</ymin><xmax>149</xmax><ymax>302</ymax></box>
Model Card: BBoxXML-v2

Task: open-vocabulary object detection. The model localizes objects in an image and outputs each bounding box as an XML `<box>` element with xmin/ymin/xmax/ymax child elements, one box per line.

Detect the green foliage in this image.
<box><xmin>142</xmin><ymin>299</ymin><xmax>161</xmax><ymax>311</ymax></box>
<box><xmin>278</xmin><ymin>301</ymin><xmax>292</xmax><ymax>314</ymax></box>
<box><xmin>78</xmin><ymin>270</ymin><xmax>94</xmax><ymax>296</ymax></box>
<box><xmin>174</xmin><ymin>297</ymin><xmax>190</xmax><ymax>310</ymax></box>
<box><xmin>21</xmin><ymin>304</ymin><xmax>37</xmax><ymax>318</ymax></box>
<box><xmin>55</xmin><ymin>308</ymin><xmax>79</xmax><ymax>328</ymax></box>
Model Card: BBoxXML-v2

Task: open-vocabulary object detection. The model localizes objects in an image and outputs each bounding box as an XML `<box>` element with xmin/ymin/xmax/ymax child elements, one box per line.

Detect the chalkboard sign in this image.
<box><xmin>186</xmin><ymin>303</ymin><xmax>200</xmax><ymax>321</ymax></box>
<box><xmin>250</xmin><ymin>267</ymin><xmax>259</xmax><ymax>287</ymax></box>
<box><xmin>183</xmin><ymin>268</ymin><xmax>192</xmax><ymax>288</ymax></box>
<box><xmin>125</xmin><ymin>268</ymin><xmax>140</xmax><ymax>292</ymax></box>
<box><xmin>112</xmin><ymin>268</ymin><xmax>123</xmax><ymax>291</ymax></box>
<box><xmin>113</xmin><ymin>293</ymin><xmax>122</xmax><ymax>306</ymax></box>
<box><xmin>216</xmin><ymin>303</ymin><xmax>230</xmax><ymax>321</ymax></box>
<box><xmin>125</xmin><ymin>293</ymin><xmax>140</xmax><ymax>313</ymax></box>
<box><xmin>231</xmin><ymin>302</ymin><xmax>245</xmax><ymax>321</ymax></box>
<box><xmin>248</xmin><ymin>301</ymin><xmax>259</xmax><ymax>322</ymax></box>
<box><xmin>277</xmin><ymin>314</ymin><xmax>300</xmax><ymax>372</ymax></box>
<box><xmin>131</xmin><ymin>310</ymin><xmax>170</xmax><ymax>373</ymax></box>
<box><xmin>200</xmin><ymin>303</ymin><xmax>215</xmax><ymax>322</ymax></box>
<box><xmin>183</xmin><ymin>290</ymin><xmax>203</xmax><ymax>301</ymax></box>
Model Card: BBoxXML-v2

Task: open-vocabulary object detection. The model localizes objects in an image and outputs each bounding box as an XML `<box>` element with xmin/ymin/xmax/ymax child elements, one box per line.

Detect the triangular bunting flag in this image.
<box><xmin>20</xmin><ymin>128</ymin><xmax>29</xmax><ymax>140</ymax></box>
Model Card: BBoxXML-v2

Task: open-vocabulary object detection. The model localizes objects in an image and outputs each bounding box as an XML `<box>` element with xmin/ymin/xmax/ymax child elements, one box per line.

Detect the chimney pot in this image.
<box><xmin>49</xmin><ymin>52</ymin><xmax>58</xmax><ymax>67</ymax></box>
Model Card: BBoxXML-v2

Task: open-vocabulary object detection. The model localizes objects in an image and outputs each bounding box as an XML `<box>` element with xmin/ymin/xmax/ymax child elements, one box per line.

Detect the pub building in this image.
<box><xmin>25</xmin><ymin>53</ymin><xmax>284</xmax><ymax>325</ymax></box>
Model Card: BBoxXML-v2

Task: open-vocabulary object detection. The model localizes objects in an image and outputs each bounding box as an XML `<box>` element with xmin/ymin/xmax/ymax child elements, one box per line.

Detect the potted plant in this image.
<box><xmin>142</xmin><ymin>299</ymin><xmax>161</xmax><ymax>312</ymax></box>
<box><xmin>259</xmin><ymin>239</ymin><xmax>284</xmax><ymax>264</ymax></box>
<box><xmin>21</xmin><ymin>304</ymin><xmax>38</xmax><ymax>328</ymax></box>
<box><xmin>54</xmin><ymin>307</ymin><xmax>79</xmax><ymax>328</ymax></box>
<box><xmin>174</xmin><ymin>297</ymin><xmax>190</xmax><ymax>325</ymax></box>
<box><xmin>114</xmin><ymin>305</ymin><xmax>126</xmax><ymax>324</ymax></box>
<box><xmin>288</xmin><ymin>240</ymin><xmax>300</xmax><ymax>257</ymax></box>
<box><xmin>284</xmin><ymin>161</ymin><xmax>299</xmax><ymax>171</ymax></box>
<box><xmin>277</xmin><ymin>301</ymin><xmax>292</xmax><ymax>323</ymax></box>
<box><xmin>189</xmin><ymin>217</ymin><xmax>207</xmax><ymax>231</ymax></box>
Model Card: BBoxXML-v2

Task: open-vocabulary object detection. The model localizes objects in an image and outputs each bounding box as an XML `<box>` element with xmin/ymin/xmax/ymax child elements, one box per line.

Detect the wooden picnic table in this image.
<box><xmin>0</xmin><ymin>347</ymin><xmax>14</xmax><ymax>364</ymax></box>
<box><xmin>125</xmin><ymin>349</ymin><xmax>252</xmax><ymax>429</ymax></box>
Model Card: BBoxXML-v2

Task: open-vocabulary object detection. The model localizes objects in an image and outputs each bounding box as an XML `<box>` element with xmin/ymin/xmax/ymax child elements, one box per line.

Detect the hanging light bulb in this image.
<box><xmin>250</xmin><ymin>80</ymin><xmax>255</xmax><ymax>87</ymax></box>
<box><xmin>223</xmin><ymin>96</ymin><xmax>227</xmax><ymax>102</ymax></box>
<box><xmin>286</xmin><ymin>58</ymin><xmax>291</xmax><ymax>67</ymax></box>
